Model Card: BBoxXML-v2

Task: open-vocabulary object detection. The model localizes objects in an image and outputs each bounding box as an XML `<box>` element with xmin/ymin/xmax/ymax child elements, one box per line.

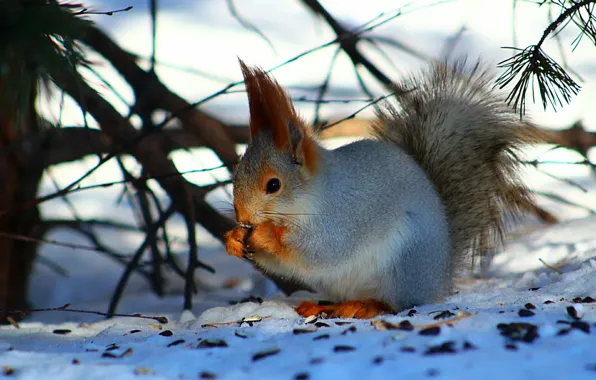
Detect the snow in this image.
<box><xmin>2</xmin><ymin>0</ymin><xmax>596</xmax><ymax>379</ymax></box>
<box><xmin>2</xmin><ymin>217</ymin><xmax>596</xmax><ymax>379</ymax></box>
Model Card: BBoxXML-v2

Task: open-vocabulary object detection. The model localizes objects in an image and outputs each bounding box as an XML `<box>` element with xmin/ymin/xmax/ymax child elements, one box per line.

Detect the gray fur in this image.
<box><xmin>235</xmin><ymin>135</ymin><xmax>451</xmax><ymax>311</ymax></box>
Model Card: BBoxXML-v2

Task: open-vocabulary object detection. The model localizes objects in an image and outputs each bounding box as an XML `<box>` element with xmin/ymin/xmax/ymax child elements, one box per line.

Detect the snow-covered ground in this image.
<box><xmin>2</xmin><ymin>1</ymin><xmax>596</xmax><ymax>379</ymax></box>
<box><xmin>2</xmin><ymin>217</ymin><xmax>596</xmax><ymax>379</ymax></box>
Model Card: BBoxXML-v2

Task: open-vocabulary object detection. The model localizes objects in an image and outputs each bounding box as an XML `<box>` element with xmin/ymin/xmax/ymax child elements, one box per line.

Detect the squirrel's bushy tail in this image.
<box><xmin>373</xmin><ymin>60</ymin><xmax>541</xmax><ymax>269</ymax></box>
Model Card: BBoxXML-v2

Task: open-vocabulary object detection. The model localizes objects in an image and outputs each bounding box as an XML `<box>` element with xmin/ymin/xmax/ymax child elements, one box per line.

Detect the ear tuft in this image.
<box><xmin>239</xmin><ymin>59</ymin><xmax>297</xmax><ymax>149</ymax></box>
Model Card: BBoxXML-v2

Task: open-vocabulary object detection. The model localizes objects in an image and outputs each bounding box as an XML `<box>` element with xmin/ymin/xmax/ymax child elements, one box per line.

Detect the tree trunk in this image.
<box><xmin>0</xmin><ymin>62</ymin><xmax>42</xmax><ymax>324</ymax></box>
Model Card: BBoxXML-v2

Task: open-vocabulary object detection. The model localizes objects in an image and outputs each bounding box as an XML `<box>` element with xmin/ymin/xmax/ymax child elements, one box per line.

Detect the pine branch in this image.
<box><xmin>496</xmin><ymin>0</ymin><xmax>596</xmax><ymax>116</ymax></box>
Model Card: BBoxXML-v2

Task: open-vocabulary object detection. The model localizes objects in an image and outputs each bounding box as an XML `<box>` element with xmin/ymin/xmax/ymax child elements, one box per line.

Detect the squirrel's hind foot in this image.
<box><xmin>295</xmin><ymin>300</ymin><xmax>391</xmax><ymax>319</ymax></box>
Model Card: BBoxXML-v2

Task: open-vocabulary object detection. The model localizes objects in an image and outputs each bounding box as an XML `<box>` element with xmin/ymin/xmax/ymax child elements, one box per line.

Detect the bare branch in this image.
<box><xmin>78</xmin><ymin>26</ymin><xmax>239</xmax><ymax>169</ymax></box>
<box><xmin>45</xmin><ymin>52</ymin><xmax>235</xmax><ymax>241</ymax></box>
<box><xmin>302</xmin><ymin>0</ymin><xmax>394</xmax><ymax>89</ymax></box>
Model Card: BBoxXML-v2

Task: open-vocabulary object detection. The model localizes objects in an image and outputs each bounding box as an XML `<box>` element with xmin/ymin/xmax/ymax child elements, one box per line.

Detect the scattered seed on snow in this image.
<box><xmin>252</xmin><ymin>347</ymin><xmax>280</xmax><ymax>361</ymax></box>
<box><xmin>242</xmin><ymin>315</ymin><xmax>264</xmax><ymax>323</ymax></box>
<box><xmin>2</xmin><ymin>366</ymin><xmax>14</xmax><ymax>375</ymax></box>
<box><xmin>544</xmin><ymin>300</ymin><xmax>554</xmax><ymax>305</ymax></box>
<box><xmin>373</xmin><ymin>356</ymin><xmax>384</xmax><ymax>365</ymax></box>
<box><xmin>371</xmin><ymin>320</ymin><xmax>396</xmax><ymax>331</ymax></box>
<box><xmin>240</xmin><ymin>315</ymin><xmax>271</xmax><ymax>327</ymax></box>
<box><xmin>341</xmin><ymin>326</ymin><xmax>357</xmax><ymax>335</ymax></box>
<box><xmin>134</xmin><ymin>367</ymin><xmax>154</xmax><ymax>375</ymax></box>
<box><xmin>293</xmin><ymin>326</ymin><xmax>318</xmax><ymax>335</ymax></box>
<box><xmin>407</xmin><ymin>309</ymin><xmax>417</xmax><ymax>317</ymax></box>
<box><xmin>235</xmin><ymin>330</ymin><xmax>249</xmax><ymax>339</ymax></box>
<box><xmin>424</xmin><ymin>341</ymin><xmax>457</xmax><ymax>355</ymax></box>
<box><xmin>199</xmin><ymin>371</ymin><xmax>217</xmax><ymax>379</ymax></box>
<box><xmin>524</xmin><ymin>303</ymin><xmax>536</xmax><ymax>310</ymax></box>
<box><xmin>333</xmin><ymin>345</ymin><xmax>356</xmax><ymax>353</ymax></box>
<box><xmin>572</xmin><ymin>296</ymin><xmax>594</xmax><ymax>304</ymax></box>
<box><xmin>518</xmin><ymin>309</ymin><xmax>535</xmax><ymax>317</ymax></box>
<box><xmin>309</xmin><ymin>358</ymin><xmax>324</xmax><ymax>365</ymax></box>
<box><xmin>294</xmin><ymin>372</ymin><xmax>309</xmax><ymax>380</ymax></box>
<box><xmin>196</xmin><ymin>339</ymin><xmax>228</xmax><ymax>349</ymax></box>
<box><xmin>314</xmin><ymin>322</ymin><xmax>330</xmax><ymax>328</ymax></box>
<box><xmin>167</xmin><ymin>339</ymin><xmax>186</xmax><ymax>347</ymax></box>
<box><xmin>129</xmin><ymin>329</ymin><xmax>142</xmax><ymax>334</ymax></box>
<box><xmin>371</xmin><ymin>319</ymin><xmax>413</xmax><ymax>331</ymax></box>
<box><xmin>397</xmin><ymin>320</ymin><xmax>414</xmax><ymax>331</ymax></box>
<box><xmin>52</xmin><ymin>329</ymin><xmax>71</xmax><ymax>335</ymax></box>
<box><xmin>419</xmin><ymin>326</ymin><xmax>441</xmax><ymax>336</ymax></box>
<box><xmin>567</xmin><ymin>306</ymin><xmax>580</xmax><ymax>320</ymax></box>
<box><xmin>462</xmin><ymin>341</ymin><xmax>477</xmax><ymax>350</ymax></box>
<box><xmin>304</xmin><ymin>316</ymin><xmax>318</xmax><ymax>324</ymax></box>
<box><xmin>101</xmin><ymin>348</ymin><xmax>133</xmax><ymax>359</ymax></box>
<box><xmin>159</xmin><ymin>330</ymin><xmax>173</xmax><ymax>337</ymax></box>
<box><xmin>497</xmin><ymin>323</ymin><xmax>539</xmax><ymax>343</ymax></box>
<box><xmin>72</xmin><ymin>359</ymin><xmax>80</xmax><ymax>365</ymax></box>
<box><xmin>505</xmin><ymin>343</ymin><xmax>518</xmax><ymax>351</ymax></box>
<box><xmin>431</xmin><ymin>310</ymin><xmax>455</xmax><ymax>320</ymax></box>
<box><xmin>400</xmin><ymin>346</ymin><xmax>416</xmax><ymax>353</ymax></box>
<box><xmin>313</xmin><ymin>334</ymin><xmax>330</xmax><ymax>341</ymax></box>
<box><xmin>335</xmin><ymin>321</ymin><xmax>352</xmax><ymax>326</ymax></box>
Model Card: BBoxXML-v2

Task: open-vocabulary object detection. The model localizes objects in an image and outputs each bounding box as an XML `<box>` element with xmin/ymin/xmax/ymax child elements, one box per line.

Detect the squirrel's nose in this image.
<box><xmin>234</xmin><ymin>202</ymin><xmax>252</xmax><ymax>225</ymax></box>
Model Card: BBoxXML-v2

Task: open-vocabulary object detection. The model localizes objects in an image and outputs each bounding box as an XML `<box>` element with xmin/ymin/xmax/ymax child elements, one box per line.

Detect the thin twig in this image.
<box><xmin>413</xmin><ymin>311</ymin><xmax>475</xmax><ymax>329</ymax></box>
<box><xmin>313</xmin><ymin>47</ymin><xmax>342</xmax><ymax>126</ymax></box>
<box><xmin>317</xmin><ymin>92</ymin><xmax>399</xmax><ymax>131</ymax></box>
<box><xmin>73</xmin><ymin>6</ymin><xmax>133</xmax><ymax>16</ymax></box>
<box><xmin>538</xmin><ymin>258</ymin><xmax>566</xmax><ymax>273</ymax></box>
<box><xmin>108</xmin><ymin>206</ymin><xmax>175</xmax><ymax>315</ymax></box>
<box><xmin>226</xmin><ymin>0</ymin><xmax>276</xmax><ymax>53</ymax></box>
<box><xmin>1</xmin><ymin>303</ymin><xmax>168</xmax><ymax>324</ymax></box>
<box><xmin>150</xmin><ymin>0</ymin><xmax>157</xmax><ymax>73</ymax></box>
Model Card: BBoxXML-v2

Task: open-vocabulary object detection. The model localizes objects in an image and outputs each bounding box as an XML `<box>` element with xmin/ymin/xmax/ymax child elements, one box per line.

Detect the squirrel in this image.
<box><xmin>225</xmin><ymin>59</ymin><xmax>541</xmax><ymax>319</ymax></box>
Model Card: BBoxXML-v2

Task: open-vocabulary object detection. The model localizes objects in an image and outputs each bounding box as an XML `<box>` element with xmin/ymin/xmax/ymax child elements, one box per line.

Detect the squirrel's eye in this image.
<box><xmin>265</xmin><ymin>178</ymin><xmax>281</xmax><ymax>194</ymax></box>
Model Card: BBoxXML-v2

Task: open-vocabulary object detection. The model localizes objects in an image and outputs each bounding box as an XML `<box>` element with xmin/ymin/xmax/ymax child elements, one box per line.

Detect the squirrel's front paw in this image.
<box><xmin>225</xmin><ymin>226</ymin><xmax>251</xmax><ymax>259</ymax></box>
<box><xmin>247</xmin><ymin>222</ymin><xmax>286</xmax><ymax>255</ymax></box>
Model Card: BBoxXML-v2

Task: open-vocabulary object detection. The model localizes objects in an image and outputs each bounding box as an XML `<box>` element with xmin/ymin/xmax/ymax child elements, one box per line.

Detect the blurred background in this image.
<box><xmin>1</xmin><ymin>0</ymin><xmax>595</xmax><ymax>323</ymax></box>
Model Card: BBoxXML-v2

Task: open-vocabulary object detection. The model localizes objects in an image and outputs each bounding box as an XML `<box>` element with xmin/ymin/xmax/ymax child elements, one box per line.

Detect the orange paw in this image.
<box><xmin>295</xmin><ymin>300</ymin><xmax>391</xmax><ymax>319</ymax></box>
<box><xmin>295</xmin><ymin>301</ymin><xmax>335</xmax><ymax>317</ymax></box>
<box><xmin>225</xmin><ymin>226</ymin><xmax>250</xmax><ymax>259</ymax></box>
<box><xmin>247</xmin><ymin>222</ymin><xmax>286</xmax><ymax>254</ymax></box>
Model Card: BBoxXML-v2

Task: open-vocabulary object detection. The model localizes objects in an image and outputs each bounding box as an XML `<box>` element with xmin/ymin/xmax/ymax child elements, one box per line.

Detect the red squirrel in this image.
<box><xmin>225</xmin><ymin>59</ymin><xmax>541</xmax><ymax>319</ymax></box>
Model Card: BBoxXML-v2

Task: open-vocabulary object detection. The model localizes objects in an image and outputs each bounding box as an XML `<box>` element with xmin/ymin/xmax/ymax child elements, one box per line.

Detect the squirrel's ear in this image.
<box><xmin>287</xmin><ymin>120</ymin><xmax>318</xmax><ymax>174</ymax></box>
<box><xmin>239</xmin><ymin>59</ymin><xmax>294</xmax><ymax>147</ymax></box>
<box><xmin>239</xmin><ymin>59</ymin><xmax>317</xmax><ymax>173</ymax></box>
